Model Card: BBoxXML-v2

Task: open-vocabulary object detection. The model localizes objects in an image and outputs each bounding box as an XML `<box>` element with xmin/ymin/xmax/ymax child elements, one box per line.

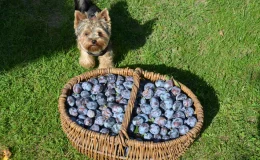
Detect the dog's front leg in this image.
<box><xmin>98</xmin><ymin>50</ymin><xmax>114</xmax><ymax>68</ymax></box>
<box><xmin>79</xmin><ymin>50</ymin><xmax>96</xmax><ymax>68</ymax></box>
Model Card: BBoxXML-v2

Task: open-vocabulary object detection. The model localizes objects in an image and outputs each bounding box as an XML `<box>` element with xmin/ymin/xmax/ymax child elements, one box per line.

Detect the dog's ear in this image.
<box><xmin>97</xmin><ymin>8</ymin><xmax>110</xmax><ymax>22</ymax></box>
<box><xmin>74</xmin><ymin>11</ymin><xmax>87</xmax><ymax>29</ymax></box>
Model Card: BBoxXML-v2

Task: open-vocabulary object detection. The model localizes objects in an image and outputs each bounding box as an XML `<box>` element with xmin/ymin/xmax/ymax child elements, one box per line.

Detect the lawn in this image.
<box><xmin>0</xmin><ymin>0</ymin><xmax>259</xmax><ymax>159</ymax></box>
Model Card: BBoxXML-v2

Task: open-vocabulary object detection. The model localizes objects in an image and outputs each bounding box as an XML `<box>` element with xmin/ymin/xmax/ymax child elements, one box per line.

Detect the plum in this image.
<box><xmin>73</xmin><ymin>84</ymin><xmax>83</xmax><ymax>94</ymax></box>
<box><xmin>67</xmin><ymin>96</ymin><xmax>75</xmax><ymax>107</ymax></box>
<box><xmin>149</xmin><ymin>124</ymin><xmax>160</xmax><ymax>135</ymax></box>
<box><xmin>179</xmin><ymin>125</ymin><xmax>190</xmax><ymax>135</ymax></box>
<box><xmin>82</xmin><ymin>82</ymin><xmax>92</xmax><ymax>91</ymax></box>
<box><xmin>155</xmin><ymin>80</ymin><xmax>165</xmax><ymax>88</ymax></box>
<box><xmin>139</xmin><ymin>123</ymin><xmax>149</xmax><ymax>134</ymax></box>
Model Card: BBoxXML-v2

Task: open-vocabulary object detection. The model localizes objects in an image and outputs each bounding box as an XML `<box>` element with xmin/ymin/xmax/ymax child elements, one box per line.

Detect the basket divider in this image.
<box><xmin>119</xmin><ymin>68</ymin><xmax>142</xmax><ymax>145</ymax></box>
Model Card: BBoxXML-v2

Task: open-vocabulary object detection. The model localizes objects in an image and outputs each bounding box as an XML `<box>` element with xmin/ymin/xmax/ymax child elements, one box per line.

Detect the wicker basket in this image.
<box><xmin>58</xmin><ymin>68</ymin><xmax>204</xmax><ymax>160</ymax></box>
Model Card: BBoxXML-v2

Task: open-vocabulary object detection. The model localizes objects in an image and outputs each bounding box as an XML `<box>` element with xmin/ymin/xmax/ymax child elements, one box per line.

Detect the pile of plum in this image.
<box><xmin>66</xmin><ymin>74</ymin><xmax>133</xmax><ymax>135</ymax></box>
<box><xmin>128</xmin><ymin>79</ymin><xmax>197</xmax><ymax>142</ymax></box>
<box><xmin>66</xmin><ymin>74</ymin><xmax>197</xmax><ymax>140</ymax></box>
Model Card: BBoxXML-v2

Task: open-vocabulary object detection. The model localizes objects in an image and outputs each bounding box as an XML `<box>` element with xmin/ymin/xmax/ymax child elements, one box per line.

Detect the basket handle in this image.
<box><xmin>118</xmin><ymin>68</ymin><xmax>142</xmax><ymax>145</ymax></box>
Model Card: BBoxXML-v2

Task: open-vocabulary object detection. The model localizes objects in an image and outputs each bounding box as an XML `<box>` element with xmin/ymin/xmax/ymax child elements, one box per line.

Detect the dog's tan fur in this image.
<box><xmin>74</xmin><ymin>9</ymin><xmax>114</xmax><ymax>69</ymax></box>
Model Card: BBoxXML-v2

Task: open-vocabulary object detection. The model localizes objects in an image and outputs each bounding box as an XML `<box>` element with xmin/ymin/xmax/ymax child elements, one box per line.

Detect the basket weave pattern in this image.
<box><xmin>58</xmin><ymin>68</ymin><xmax>204</xmax><ymax>160</ymax></box>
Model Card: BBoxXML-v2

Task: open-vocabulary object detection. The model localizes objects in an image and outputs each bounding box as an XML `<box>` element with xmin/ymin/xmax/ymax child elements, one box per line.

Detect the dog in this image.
<box><xmin>74</xmin><ymin>0</ymin><xmax>113</xmax><ymax>69</ymax></box>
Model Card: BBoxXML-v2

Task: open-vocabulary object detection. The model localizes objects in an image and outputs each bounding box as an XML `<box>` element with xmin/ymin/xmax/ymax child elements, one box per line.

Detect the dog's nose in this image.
<box><xmin>92</xmin><ymin>40</ymin><xmax>97</xmax><ymax>44</ymax></box>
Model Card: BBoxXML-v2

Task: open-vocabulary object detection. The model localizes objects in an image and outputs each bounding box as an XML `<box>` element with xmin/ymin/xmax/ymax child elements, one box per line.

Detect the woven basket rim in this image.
<box><xmin>58</xmin><ymin>67</ymin><xmax>204</xmax><ymax>159</ymax></box>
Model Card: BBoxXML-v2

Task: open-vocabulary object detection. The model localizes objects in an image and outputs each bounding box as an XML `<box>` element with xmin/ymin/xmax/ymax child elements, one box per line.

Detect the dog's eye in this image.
<box><xmin>85</xmin><ymin>33</ymin><xmax>88</xmax><ymax>36</ymax></box>
<box><xmin>98</xmin><ymin>32</ymin><xmax>103</xmax><ymax>37</ymax></box>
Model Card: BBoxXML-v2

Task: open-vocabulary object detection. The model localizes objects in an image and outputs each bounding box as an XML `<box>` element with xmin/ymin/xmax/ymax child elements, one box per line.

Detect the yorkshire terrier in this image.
<box><xmin>74</xmin><ymin>0</ymin><xmax>113</xmax><ymax>69</ymax></box>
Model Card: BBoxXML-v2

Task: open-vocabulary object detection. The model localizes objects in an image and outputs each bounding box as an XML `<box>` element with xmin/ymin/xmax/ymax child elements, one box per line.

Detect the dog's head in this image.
<box><xmin>74</xmin><ymin>9</ymin><xmax>111</xmax><ymax>55</ymax></box>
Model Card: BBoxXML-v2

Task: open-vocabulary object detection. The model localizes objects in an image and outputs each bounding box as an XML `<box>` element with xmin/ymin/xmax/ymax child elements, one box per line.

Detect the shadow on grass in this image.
<box><xmin>121</xmin><ymin>64</ymin><xmax>220</xmax><ymax>134</ymax></box>
<box><xmin>258</xmin><ymin>114</ymin><xmax>260</xmax><ymax>136</ymax></box>
<box><xmin>0</xmin><ymin>0</ymin><xmax>75</xmax><ymax>72</ymax></box>
<box><xmin>109</xmin><ymin>1</ymin><xmax>156</xmax><ymax>64</ymax></box>
<box><xmin>250</xmin><ymin>71</ymin><xmax>260</xmax><ymax>136</ymax></box>
<box><xmin>256</xmin><ymin>74</ymin><xmax>260</xmax><ymax>137</ymax></box>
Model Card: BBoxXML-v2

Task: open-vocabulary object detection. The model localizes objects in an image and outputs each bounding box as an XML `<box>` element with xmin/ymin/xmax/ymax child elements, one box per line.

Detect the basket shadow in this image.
<box><xmin>0</xmin><ymin>0</ymin><xmax>75</xmax><ymax>72</ymax></box>
<box><xmin>109</xmin><ymin>1</ymin><xmax>156</xmax><ymax>65</ymax></box>
<box><xmin>121</xmin><ymin>64</ymin><xmax>220</xmax><ymax>134</ymax></box>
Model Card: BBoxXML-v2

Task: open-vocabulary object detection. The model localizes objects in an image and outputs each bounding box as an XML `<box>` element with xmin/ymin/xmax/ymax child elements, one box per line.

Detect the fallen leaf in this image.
<box><xmin>2</xmin><ymin>149</ymin><xmax>11</xmax><ymax>160</ymax></box>
<box><xmin>219</xmin><ymin>30</ymin><xmax>224</xmax><ymax>36</ymax></box>
<box><xmin>173</xmin><ymin>79</ymin><xmax>181</xmax><ymax>88</ymax></box>
<box><xmin>165</xmin><ymin>75</ymin><xmax>171</xmax><ymax>80</ymax></box>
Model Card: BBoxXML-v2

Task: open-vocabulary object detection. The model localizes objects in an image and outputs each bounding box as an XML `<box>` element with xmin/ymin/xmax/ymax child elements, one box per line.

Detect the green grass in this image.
<box><xmin>1</xmin><ymin>0</ymin><xmax>260</xmax><ymax>159</ymax></box>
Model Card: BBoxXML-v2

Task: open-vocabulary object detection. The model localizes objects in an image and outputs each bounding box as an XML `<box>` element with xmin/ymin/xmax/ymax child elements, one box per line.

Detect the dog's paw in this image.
<box><xmin>98</xmin><ymin>63</ymin><xmax>114</xmax><ymax>69</ymax></box>
<box><xmin>79</xmin><ymin>59</ymin><xmax>96</xmax><ymax>69</ymax></box>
